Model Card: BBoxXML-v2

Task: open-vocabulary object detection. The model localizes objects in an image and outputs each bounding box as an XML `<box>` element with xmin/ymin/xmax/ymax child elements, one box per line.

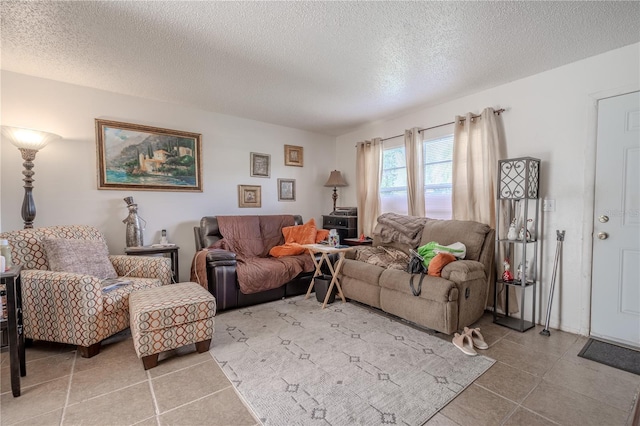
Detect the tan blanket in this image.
<box><xmin>375</xmin><ymin>213</ymin><xmax>429</xmax><ymax>248</ymax></box>
<box><xmin>190</xmin><ymin>215</ymin><xmax>314</xmax><ymax>294</ymax></box>
<box><xmin>353</xmin><ymin>246</ymin><xmax>410</xmax><ymax>271</ymax></box>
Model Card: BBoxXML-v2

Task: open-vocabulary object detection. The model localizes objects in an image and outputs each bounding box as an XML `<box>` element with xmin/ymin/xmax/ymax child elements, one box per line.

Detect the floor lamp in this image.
<box><xmin>1</xmin><ymin>126</ymin><xmax>61</xmax><ymax>228</ymax></box>
<box><xmin>324</xmin><ymin>170</ymin><xmax>348</xmax><ymax>213</ymax></box>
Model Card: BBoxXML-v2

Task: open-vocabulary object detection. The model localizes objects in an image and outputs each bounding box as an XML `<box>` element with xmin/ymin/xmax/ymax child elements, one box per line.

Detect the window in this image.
<box><xmin>380</xmin><ymin>134</ymin><xmax>453</xmax><ymax>219</ymax></box>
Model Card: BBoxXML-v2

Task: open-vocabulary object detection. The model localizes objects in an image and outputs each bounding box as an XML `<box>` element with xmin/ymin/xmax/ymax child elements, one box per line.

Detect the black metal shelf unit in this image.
<box><xmin>493</xmin><ymin>157</ymin><xmax>541</xmax><ymax>332</ymax></box>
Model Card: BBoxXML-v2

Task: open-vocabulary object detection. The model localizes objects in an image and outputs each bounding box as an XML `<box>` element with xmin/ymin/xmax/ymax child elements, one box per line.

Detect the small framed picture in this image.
<box><xmin>284</xmin><ymin>145</ymin><xmax>303</xmax><ymax>167</ymax></box>
<box><xmin>238</xmin><ymin>185</ymin><xmax>261</xmax><ymax>208</ymax></box>
<box><xmin>278</xmin><ymin>178</ymin><xmax>296</xmax><ymax>202</ymax></box>
<box><xmin>250</xmin><ymin>152</ymin><xmax>270</xmax><ymax>178</ymax></box>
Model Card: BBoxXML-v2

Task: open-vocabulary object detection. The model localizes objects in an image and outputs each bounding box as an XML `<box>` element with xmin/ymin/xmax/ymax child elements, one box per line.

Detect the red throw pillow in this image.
<box><xmin>428</xmin><ymin>253</ymin><xmax>456</xmax><ymax>277</ymax></box>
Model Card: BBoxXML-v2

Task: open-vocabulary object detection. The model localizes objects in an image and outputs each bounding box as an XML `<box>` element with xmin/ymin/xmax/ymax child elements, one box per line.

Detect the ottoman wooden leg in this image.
<box><xmin>78</xmin><ymin>342</ymin><xmax>101</xmax><ymax>358</ymax></box>
<box><xmin>142</xmin><ymin>354</ymin><xmax>159</xmax><ymax>370</ymax></box>
<box><xmin>195</xmin><ymin>339</ymin><xmax>212</xmax><ymax>353</ymax></box>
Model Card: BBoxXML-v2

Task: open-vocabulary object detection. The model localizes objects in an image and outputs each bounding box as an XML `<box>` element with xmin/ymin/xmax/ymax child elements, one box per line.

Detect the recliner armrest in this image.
<box><xmin>206</xmin><ymin>248</ymin><xmax>237</xmax><ymax>266</ymax></box>
<box><xmin>440</xmin><ymin>260</ymin><xmax>485</xmax><ymax>283</ymax></box>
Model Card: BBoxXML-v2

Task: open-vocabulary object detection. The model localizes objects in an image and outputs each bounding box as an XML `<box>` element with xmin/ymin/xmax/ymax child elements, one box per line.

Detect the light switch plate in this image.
<box><xmin>543</xmin><ymin>199</ymin><xmax>556</xmax><ymax>212</ymax></box>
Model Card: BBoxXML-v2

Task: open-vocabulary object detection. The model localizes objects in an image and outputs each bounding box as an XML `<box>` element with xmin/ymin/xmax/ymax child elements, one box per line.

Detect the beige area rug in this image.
<box><xmin>210</xmin><ymin>296</ymin><xmax>494</xmax><ymax>425</ymax></box>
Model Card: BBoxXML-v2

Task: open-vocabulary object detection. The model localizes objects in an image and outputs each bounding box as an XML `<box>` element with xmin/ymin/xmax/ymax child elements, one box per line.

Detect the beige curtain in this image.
<box><xmin>356</xmin><ymin>138</ymin><xmax>382</xmax><ymax>237</ymax></box>
<box><xmin>452</xmin><ymin>107</ymin><xmax>517</xmax><ymax>313</ymax></box>
<box><xmin>404</xmin><ymin>128</ymin><xmax>425</xmax><ymax>217</ymax></box>
<box><xmin>452</xmin><ymin>108</ymin><xmax>501</xmax><ymax>226</ymax></box>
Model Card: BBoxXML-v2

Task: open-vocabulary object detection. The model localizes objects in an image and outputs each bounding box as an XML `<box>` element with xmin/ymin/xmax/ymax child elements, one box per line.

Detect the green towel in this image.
<box><xmin>417</xmin><ymin>241</ymin><xmax>466</xmax><ymax>269</ymax></box>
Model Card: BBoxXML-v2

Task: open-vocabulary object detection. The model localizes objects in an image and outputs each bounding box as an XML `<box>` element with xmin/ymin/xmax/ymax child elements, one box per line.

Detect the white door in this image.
<box><xmin>591</xmin><ymin>91</ymin><xmax>640</xmax><ymax>349</ymax></box>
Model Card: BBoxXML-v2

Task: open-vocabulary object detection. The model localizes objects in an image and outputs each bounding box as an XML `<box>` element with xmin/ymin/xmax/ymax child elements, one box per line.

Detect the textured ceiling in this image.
<box><xmin>1</xmin><ymin>1</ymin><xmax>639</xmax><ymax>136</ymax></box>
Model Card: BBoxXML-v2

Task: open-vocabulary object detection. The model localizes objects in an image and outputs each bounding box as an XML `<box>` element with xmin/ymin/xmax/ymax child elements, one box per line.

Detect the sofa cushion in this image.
<box><xmin>259</xmin><ymin>215</ymin><xmax>297</xmax><ymax>257</ymax></box>
<box><xmin>218</xmin><ymin>216</ymin><xmax>265</xmax><ymax>258</ymax></box>
<box><xmin>42</xmin><ymin>238</ymin><xmax>117</xmax><ymax>279</ymax></box>
<box><xmin>340</xmin><ymin>258</ymin><xmax>384</xmax><ymax>286</ymax></box>
<box><xmin>379</xmin><ymin>268</ymin><xmax>457</xmax><ymax>303</ymax></box>
<box><xmin>419</xmin><ymin>220</ymin><xmax>490</xmax><ymax>262</ymax></box>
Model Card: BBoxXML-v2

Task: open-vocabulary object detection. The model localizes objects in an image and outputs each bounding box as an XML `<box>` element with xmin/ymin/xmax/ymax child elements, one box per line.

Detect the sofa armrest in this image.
<box><xmin>440</xmin><ymin>260</ymin><xmax>486</xmax><ymax>283</ymax></box>
<box><xmin>109</xmin><ymin>255</ymin><xmax>172</xmax><ymax>284</ymax></box>
<box><xmin>206</xmin><ymin>249</ymin><xmax>237</xmax><ymax>266</ymax></box>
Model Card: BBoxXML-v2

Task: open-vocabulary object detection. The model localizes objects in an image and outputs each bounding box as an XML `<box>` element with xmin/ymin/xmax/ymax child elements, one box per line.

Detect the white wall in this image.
<box><xmin>1</xmin><ymin>71</ymin><xmax>335</xmax><ymax>280</ymax></box>
<box><xmin>335</xmin><ymin>43</ymin><xmax>640</xmax><ymax>335</ymax></box>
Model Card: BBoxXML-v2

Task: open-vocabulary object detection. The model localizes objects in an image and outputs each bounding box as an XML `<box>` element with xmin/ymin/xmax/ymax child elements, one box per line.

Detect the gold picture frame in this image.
<box><xmin>95</xmin><ymin>119</ymin><xmax>202</xmax><ymax>192</ymax></box>
<box><xmin>238</xmin><ymin>185</ymin><xmax>262</xmax><ymax>208</ymax></box>
<box><xmin>284</xmin><ymin>145</ymin><xmax>303</xmax><ymax>167</ymax></box>
<box><xmin>278</xmin><ymin>178</ymin><xmax>296</xmax><ymax>201</ymax></box>
<box><xmin>250</xmin><ymin>152</ymin><xmax>270</xmax><ymax>178</ymax></box>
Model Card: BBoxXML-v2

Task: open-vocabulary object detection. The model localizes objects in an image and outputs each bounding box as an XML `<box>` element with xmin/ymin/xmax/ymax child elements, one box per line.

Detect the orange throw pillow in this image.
<box><xmin>282</xmin><ymin>218</ymin><xmax>318</xmax><ymax>244</ymax></box>
<box><xmin>428</xmin><ymin>253</ymin><xmax>456</xmax><ymax>277</ymax></box>
<box><xmin>269</xmin><ymin>243</ymin><xmax>306</xmax><ymax>257</ymax></box>
<box><xmin>315</xmin><ymin>229</ymin><xmax>330</xmax><ymax>243</ymax></box>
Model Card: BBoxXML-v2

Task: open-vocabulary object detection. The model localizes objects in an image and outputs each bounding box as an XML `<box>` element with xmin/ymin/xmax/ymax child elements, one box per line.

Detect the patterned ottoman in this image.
<box><xmin>129</xmin><ymin>282</ymin><xmax>216</xmax><ymax>370</ymax></box>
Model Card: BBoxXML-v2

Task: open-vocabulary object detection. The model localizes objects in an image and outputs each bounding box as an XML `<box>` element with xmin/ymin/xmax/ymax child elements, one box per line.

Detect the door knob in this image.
<box><xmin>597</xmin><ymin>232</ymin><xmax>609</xmax><ymax>240</ymax></box>
<box><xmin>598</xmin><ymin>215</ymin><xmax>609</xmax><ymax>223</ymax></box>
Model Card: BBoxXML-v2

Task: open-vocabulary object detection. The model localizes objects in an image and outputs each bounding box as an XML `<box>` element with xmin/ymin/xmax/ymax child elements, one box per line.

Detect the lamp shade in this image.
<box><xmin>324</xmin><ymin>170</ymin><xmax>348</xmax><ymax>187</ymax></box>
<box><xmin>1</xmin><ymin>125</ymin><xmax>61</xmax><ymax>151</ymax></box>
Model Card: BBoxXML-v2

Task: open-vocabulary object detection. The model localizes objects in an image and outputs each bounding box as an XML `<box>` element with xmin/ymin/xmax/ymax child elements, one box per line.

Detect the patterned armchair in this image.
<box><xmin>0</xmin><ymin>225</ymin><xmax>172</xmax><ymax>358</ymax></box>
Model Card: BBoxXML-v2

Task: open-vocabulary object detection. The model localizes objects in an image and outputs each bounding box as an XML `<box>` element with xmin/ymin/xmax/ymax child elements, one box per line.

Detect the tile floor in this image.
<box><xmin>1</xmin><ymin>311</ymin><xmax>639</xmax><ymax>426</ymax></box>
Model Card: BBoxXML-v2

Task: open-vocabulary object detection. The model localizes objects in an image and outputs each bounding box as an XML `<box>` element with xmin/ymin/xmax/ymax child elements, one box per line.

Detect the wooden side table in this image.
<box><xmin>124</xmin><ymin>245</ymin><xmax>180</xmax><ymax>283</ymax></box>
<box><xmin>1</xmin><ymin>266</ymin><xmax>26</xmax><ymax>397</ymax></box>
<box><xmin>302</xmin><ymin>244</ymin><xmax>352</xmax><ymax>309</ymax></box>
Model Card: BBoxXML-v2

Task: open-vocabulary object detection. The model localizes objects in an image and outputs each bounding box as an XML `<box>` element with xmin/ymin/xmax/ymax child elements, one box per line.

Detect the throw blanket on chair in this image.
<box><xmin>190</xmin><ymin>215</ymin><xmax>314</xmax><ymax>294</ymax></box>
<box><xmin>375</xmin><ymin>213</ymin><xmax>430</xmax><ymax>248</ymax></box>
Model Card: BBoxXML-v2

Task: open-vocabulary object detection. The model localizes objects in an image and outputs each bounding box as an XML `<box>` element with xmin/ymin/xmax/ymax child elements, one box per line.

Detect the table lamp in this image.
<box><xmin>324</xmin><ymin>170</ymin><xmax>348</xmax><ymax>212</ymax></box>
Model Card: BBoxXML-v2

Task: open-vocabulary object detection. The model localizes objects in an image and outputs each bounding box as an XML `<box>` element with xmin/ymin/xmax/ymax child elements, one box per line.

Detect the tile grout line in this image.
<box><xmin>156</xmin><ymin>384</ymin><xmax>233</xmax><ymax>417</ymax></box>
<box><xmin>541</xmin><ymin>336</ymin><xmax>637</xmax><ymax>416</ymax></box>
<box><xmin>481</xmin><ymin>328</ymin><xmax>563</xmax><ymax>426</ymax></box>
<box><xmin>145</xmin><ymin>369</ymin><xmax>161</xmax><ymax>426</ymax></box>
<box><xmin>63</xmin><ymin>377</ymin><xmax>150</xmax><ymax>407</ymax></box>
<box><xmin>146</xmin><ymin>355</ymin><xmax>214</xmax><ymax>380</ymax></box>
<box><xmin>495</xmin><ymin>331</ymin><xmax>634</xmax><ymax>424</ymax></box>
<box><xmin>473</xmin><ymin>372</ymin><xmax>559</xmax><ymax>426</ymax></box>
<box><xmin>59</xmin><ymin>348</ymin><xmax>78</xmax><ymax>425</ymax></box>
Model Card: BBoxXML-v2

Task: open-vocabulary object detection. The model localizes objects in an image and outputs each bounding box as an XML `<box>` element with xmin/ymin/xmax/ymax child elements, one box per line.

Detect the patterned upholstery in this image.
<box><xmin>130</xmin><ymin>282</ymin><xmax>216</xmax><ymax>359</ymax></box>
<box><xmin>0</xmin><ymin>225</ymin><xmax>173</xmax><ymax>352</ymax></box>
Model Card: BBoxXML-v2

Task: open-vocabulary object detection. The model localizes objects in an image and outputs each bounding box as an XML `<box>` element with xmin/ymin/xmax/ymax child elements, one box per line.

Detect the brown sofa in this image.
<box><xmin>339</xmin><ymin>217</ymin><xmax>495</xmax><ymax>334</ymax></box>
<box><xmin>193</xmin><ymin>215</ymin><xmax>315</xmax><ymax>311</ymax></box>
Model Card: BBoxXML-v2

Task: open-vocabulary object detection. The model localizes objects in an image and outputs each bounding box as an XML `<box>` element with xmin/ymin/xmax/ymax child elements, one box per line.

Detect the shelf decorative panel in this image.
<box><xmin>498</xmin><ymin>157</ymin><xmax>540</xmax><ymax>199</ymax></box>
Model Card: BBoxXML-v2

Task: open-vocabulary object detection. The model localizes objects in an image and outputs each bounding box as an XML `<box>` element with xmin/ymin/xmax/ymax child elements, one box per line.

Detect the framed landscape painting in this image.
<box><xmin>96</xmin><ymin>119</ymin><xmax>202</xmax><ymax>191</ymax></box>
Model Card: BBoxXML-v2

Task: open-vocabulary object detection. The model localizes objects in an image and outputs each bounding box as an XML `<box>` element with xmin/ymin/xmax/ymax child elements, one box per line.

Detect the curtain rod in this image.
<box><xmin>377</xmin><ymin>108</ymin><xmax>506</xmax><ymax>143</ymax></box>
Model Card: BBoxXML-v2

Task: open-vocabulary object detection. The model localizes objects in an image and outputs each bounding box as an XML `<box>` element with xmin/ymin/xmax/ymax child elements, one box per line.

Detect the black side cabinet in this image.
<box><xmin>322</xmin><ymin>215</ymin><xmax>358</xmax><ymax>241</ymax></box>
